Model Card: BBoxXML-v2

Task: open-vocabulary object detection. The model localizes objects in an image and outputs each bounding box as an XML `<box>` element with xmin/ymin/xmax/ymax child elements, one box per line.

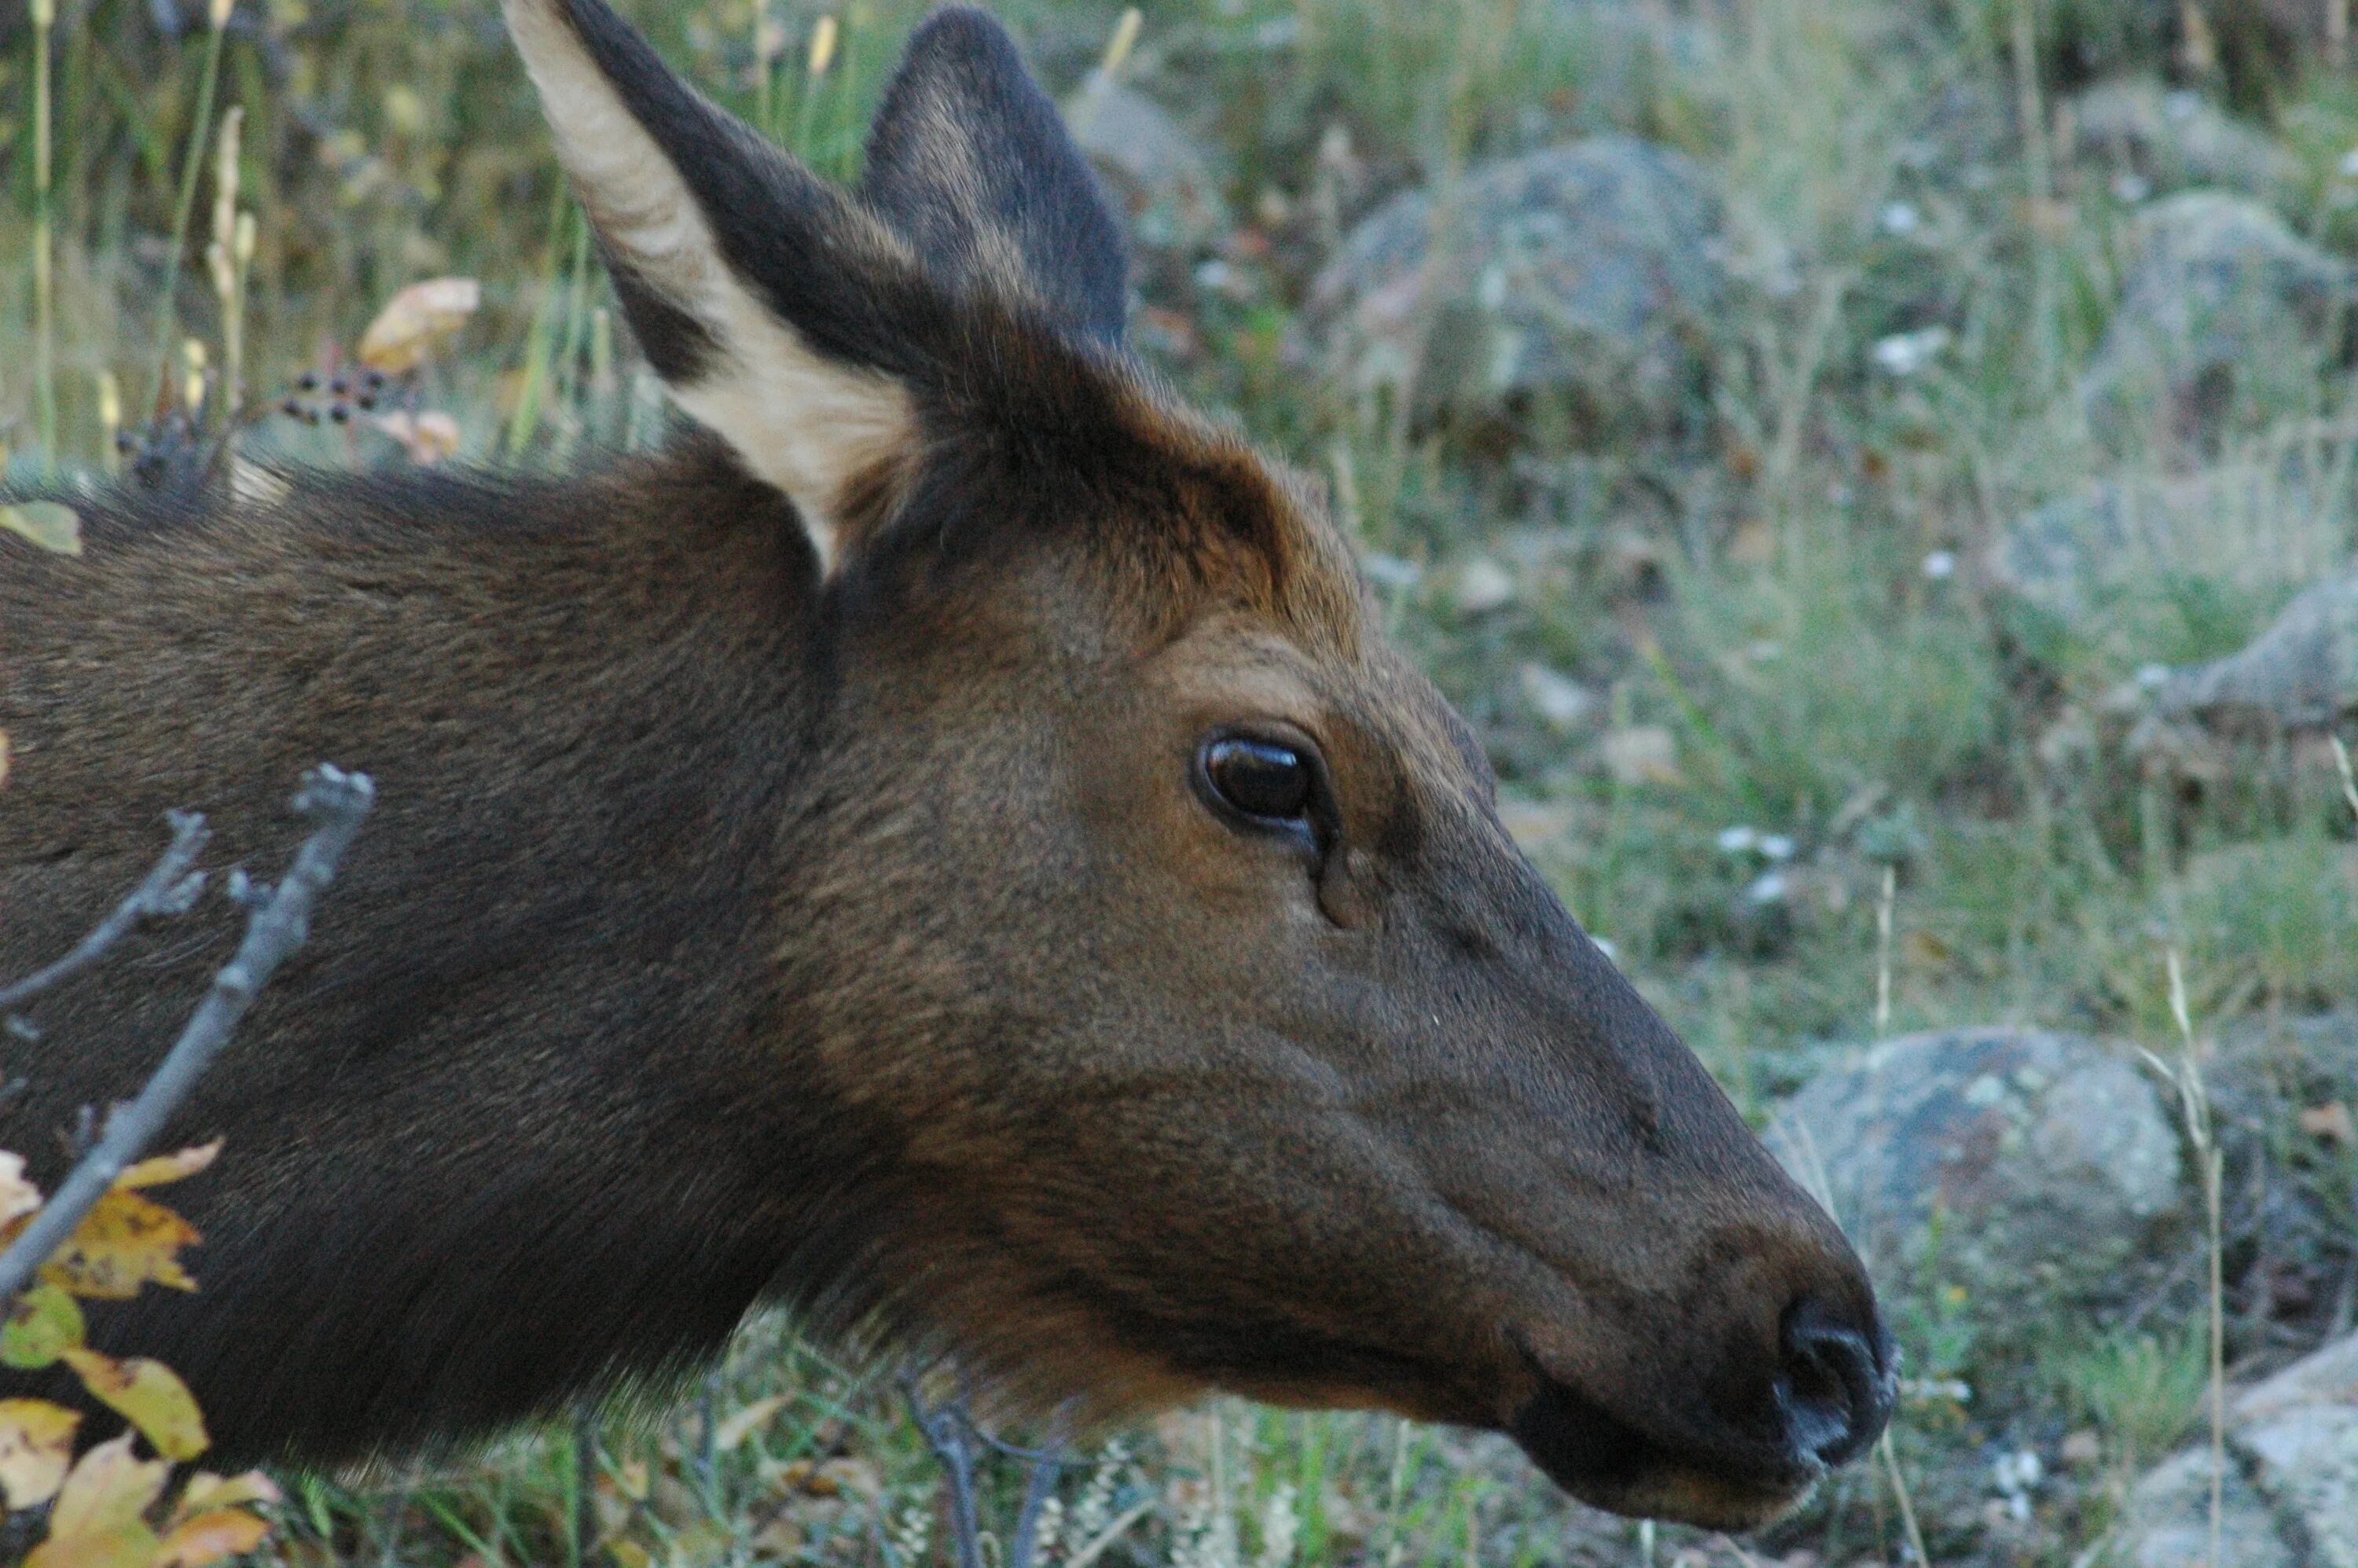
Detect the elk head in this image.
<box><xmin>505</xmin><ymin>0</ymin><xmax>1893</xmax><ymax>1527</ymax></box>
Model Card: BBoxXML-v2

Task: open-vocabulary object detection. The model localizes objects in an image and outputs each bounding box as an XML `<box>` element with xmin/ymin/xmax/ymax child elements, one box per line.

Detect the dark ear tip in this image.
<box><xmin>900</xmin><ymin>6</ymin><xmax>1026</xmax><ymax>64</ymax></box>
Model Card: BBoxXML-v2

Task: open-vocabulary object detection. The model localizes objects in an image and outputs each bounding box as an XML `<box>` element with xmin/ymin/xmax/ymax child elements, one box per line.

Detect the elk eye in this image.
<box><xmin>1201</xmin><ymin>736</ymin><xmax>1314</xmax><ymax>825</ymax></box>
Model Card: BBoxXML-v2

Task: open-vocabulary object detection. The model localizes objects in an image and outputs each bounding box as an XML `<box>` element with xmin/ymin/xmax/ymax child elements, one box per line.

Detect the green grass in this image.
<box><xmin>8</xmin><ymin>0</ymin><xmax>2358</xmax><ymax>1564</ymax></box>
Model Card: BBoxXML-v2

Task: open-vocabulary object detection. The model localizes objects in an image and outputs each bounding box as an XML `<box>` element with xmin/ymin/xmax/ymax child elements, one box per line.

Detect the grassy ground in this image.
<box><xmin>6</xmin><ymin>0</ymin><xmax>2358</xmax><ymax>1564</ymax></box>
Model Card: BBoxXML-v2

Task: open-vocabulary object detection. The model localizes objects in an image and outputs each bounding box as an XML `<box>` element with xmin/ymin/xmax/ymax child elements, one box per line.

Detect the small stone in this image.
<box><xmin>1453</xmin><ymin>558</ymin><xmax>1517</xmax><ymax>617</ymax></box>
<box><xmin>1518</xmin><ymin>664</ymin><xmax>1597</xmax><ymax>732</ymax></box>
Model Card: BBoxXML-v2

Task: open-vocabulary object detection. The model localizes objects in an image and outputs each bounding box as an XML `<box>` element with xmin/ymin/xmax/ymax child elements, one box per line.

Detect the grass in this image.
<box><xmin>8</xmin><ymin>0</ymin><xmax>2358</xmax><ymax>1564</ymax></box>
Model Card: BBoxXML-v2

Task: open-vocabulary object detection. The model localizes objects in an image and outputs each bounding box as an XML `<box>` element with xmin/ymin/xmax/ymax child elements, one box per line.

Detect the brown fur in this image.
<box><xmin>0</xmin><ymin>2</ymin><xmax>1890</xmax><ymax>1527</ymax></box>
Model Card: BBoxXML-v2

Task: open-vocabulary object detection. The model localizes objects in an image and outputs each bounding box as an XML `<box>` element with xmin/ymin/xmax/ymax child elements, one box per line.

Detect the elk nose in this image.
<box><xmin>1777</xmin><ymin>1298</ymin><xmax>1894</xmax><ymax>1467</ymax></box>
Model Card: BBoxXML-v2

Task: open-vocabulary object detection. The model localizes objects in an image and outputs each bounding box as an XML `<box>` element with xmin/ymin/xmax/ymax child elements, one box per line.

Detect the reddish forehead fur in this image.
<box><xmin>1098</xmin><ymin>377</ymin><xmax>1371</xmax><ymax>663</ymax></box>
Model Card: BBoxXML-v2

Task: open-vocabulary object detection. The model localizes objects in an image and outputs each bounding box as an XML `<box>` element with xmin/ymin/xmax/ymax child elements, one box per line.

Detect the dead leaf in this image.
<box><xmin>0</xmin><ymin>1151</ymin><xmax>43</xmax><ymax>1226</ymax></box>
<box><xmin>1600</xmin><ymin>726</ymin><xmax>1681</xmax><ymax>788</ymax></box>
<box><xmin>0</xmin><ymin>501</ymin><xmax>82</xmax><ymax>556</ymax></box>
<box><xmin>2</xmin><ymin>1282</ymin><xmax>86</xmax><ymax>1368</ymax></box>
<box><xmin>24</xmin><ymin>1526</ymin><xmax>158</xmax><ymax>1568</ymax></box>
<box><xmin>42</xmin><ymin>1434</ymin><xmax>168</xmax><ymax>1542</ymax></box>
<box><xmin>173</xmin><ymin>1470</ymin><xmax>281</xmax><ymax>1522</ymax></box>
<box><xmin>1</xmin><ymin>729</ymin><xmax>11</xmax><ymax>787</ymax></box>
<box><xmin>114</xmin><ymin>1143</ymin><xmax>222</xmax><ymax>1192</ymax></box>
<box><xmin>0</xmin><ymin>1398</ymin><xmax>80</xmax><ymax>1508</ymax></box>
<box><xmin>813</xmin><ymin>1456</ymin><xmax>880</xmax><ymax>1503</ymax></box>
<box><xmin>357</xmin><ymin>277</ymin><xmax>481</xmax><ymax>373</ymax></box>
<box><xmin>2298</xmin><ymin>1102</ymin><xmax>2355</xmax><ymax>1144</ymax></box>
<box><xmin>1902</xmin><ymin>930</ymin><xmax>1953</xmax><ymax>969</ymax></box>
<box><xmin>713</xmin><ymin>1395</ymin><xmax>788</xmax><ymax>1454</ymax></box>
<box><xmin>371</xmin><ymin>410</ymin><xmax>462</xmax><ymax>464</ymax></box>
<box><xmin>153</xmin><ymin>1508</ymin><xmax>271</xmax><ymax>1567</ymax></box>
<box><xmin>36</xmin><ymin>1189</ymin><xmax>201</xmax><ymax>1298</ymax></box>
<box><xmin>60</xmin><ymin>1349</ymin><xmax>209</xmax><ymax>1460</ymax></box>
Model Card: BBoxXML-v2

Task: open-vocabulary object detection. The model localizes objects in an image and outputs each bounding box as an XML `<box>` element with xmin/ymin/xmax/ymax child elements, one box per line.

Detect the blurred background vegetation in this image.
<box><xmin>8</xmin><ymin>0</ymin><xmax>2358</xmax><ymax>1565</ymax></box>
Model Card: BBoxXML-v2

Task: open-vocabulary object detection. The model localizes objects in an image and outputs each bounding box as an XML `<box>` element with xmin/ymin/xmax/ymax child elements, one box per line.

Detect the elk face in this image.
<box><xmin>509</xmin><ymin>0</ymin><xmax>1893</xmax><ymax>1527</ymax></box>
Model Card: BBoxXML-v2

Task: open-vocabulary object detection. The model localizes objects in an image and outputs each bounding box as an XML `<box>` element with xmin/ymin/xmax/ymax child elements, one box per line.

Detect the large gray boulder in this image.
<box><xmin>1768</xmin><ymin>1028</ymin><xmax>2184</xmax><ymax>1323</ymax></box>
<box><xmin>2143</xmin><ymin>572</ymin><xmax>2358</xmax><ymax>732</ymax></box>
<box><xmin>2096</xmin><ymin>1331</ymin><xmax>2358</xmax><ymax>1568</ymax></box>
<box><xmin>2084</xmin><ymin>194</ymin><xmax>2354</xmax><ymax>447</ymax></box>
<box><xmin>1304</xmin><ymin>137</ymin><xmax>1721</xmax><ymax>442</ymax></box>
<box><xmin>1995</xmin><ymin>461</ymin><xmax>2339</xmax><ymax>634</ymax></box>
<box><xmin>2068</xmin><ymin>79</ymin><xmax>2299</xmax><ymax>199</ymax></box>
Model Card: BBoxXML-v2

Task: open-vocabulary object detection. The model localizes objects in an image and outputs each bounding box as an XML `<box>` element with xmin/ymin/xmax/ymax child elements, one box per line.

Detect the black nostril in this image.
<box><xmin>1778</xmin><ymin>1300</ymin><xmax>1894</xmax><ymax>1468</ymax></box>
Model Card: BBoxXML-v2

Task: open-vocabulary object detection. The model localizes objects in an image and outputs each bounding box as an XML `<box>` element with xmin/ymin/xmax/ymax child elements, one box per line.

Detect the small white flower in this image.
<box><xmin>1922</xmin><ymin>549</ymin><xmax>1957</xmax><ymax>581</ymax></box>
<box><xmin>1879</xmin><ymin>200</ymin><xmax>1921</xmax><ymax>237</ymax></box>
<box><xmin>2137</xmin><ymin>661</ymin><xmax>2174</xmax><ymax>690</ymax></box>
<box><xmin>1746</xmin><ymin>871</ymin><xmax>1788</xmax><ymax>905</ymax></box>
<box><xmin>1761</xmin><ymin>835</ymin><xmax>1796</xmax><ymax>863</ymax></box>
<box><xmin>1717</xmin><ymin>825</ymin><xmax>1761</xmax><ymax>854</ymax></box>
<box><xmin>1592</xmin><ymin>935</ymin><xmax>1619</xmax><ymax>962</ymax></box>
<box><xmin>1872</xmin><ymin>326</ymin><xmax>1952</xmax><ymax>376</ymax></box>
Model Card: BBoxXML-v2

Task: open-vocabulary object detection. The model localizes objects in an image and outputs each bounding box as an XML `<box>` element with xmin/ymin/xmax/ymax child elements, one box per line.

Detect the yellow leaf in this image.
<box><xmin>112</xmin><ymin>1143</ymin><xmax>222</xmax><ymax>1192</ymax></box>
<box><xmin>356</xmin><ymin>277</ymin><xmax>480</xmax><ymax>373</ymax></box>
<box><xmin>172</xmin><ymin>1471</ymin><xmax>280</xmax><ymax>1522</ymax></box>
<box><xmin>152</xmin><ymin>1508</ymin><xmax>270</xmax><ymax>1567</ymax></box>
<box><xmin>0</xmin><ymin>501</ymin><xmax>82</xmax><ymax>556</ymax></box>
<box><xmin>0</xmin><ymin>1151</ymin><xmax>43</xmax><ymax>1227</ymax></box>
<box><xmin>0</xmin><ymin>1399</ymin><xmax>80</xmax><ymax>1508</ymax></box>
<box><xmin>46</xmin><ymin>1434</ymin><xmax>168</xmax><ymax>1540</ymax></box>
<box><xmin>24</xmin><ymin>1525</ymin><xmax>158</xmax><ymax>1568</ymax></box>
<box><xmin>370</xmin><ymin>410</ymin><xmax>461</xmax><ymax>465</ymax></box>
<box><xmin>37</xmin><ymin>1190</ymin><xmax>201</xmax><ymax>1298</ymax></box>
<box><xmin>2</xmin><ymin>1283</ymin><xmax>86</xmax><ymax>1368</ymax></box>
<box><xmin>713</xmin><ymin>1395</ymin><xmax>788</xmax><ymax>1453</ymax></box>
<box><xmin>59</xmin><ymin>1350</ymin><xmax>209</xmax><ymax>1460</ymax></box>
<box><xmin>2299</xmin><ymin>1101</ymin><xmax>2355</xmax><ymax>1144</ymax></box>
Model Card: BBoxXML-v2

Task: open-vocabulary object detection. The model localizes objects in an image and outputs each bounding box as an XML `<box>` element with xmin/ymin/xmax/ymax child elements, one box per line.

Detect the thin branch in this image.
<box><xmin>900</xmin><ymin>1370</ymin><xmax>986</xmax><ymax>1568</ymax></box>
<box><xmin>0</xmin><ymin>811</ymin><xmax>211</xmax><ymax>1014</ymax></box>
<box><xmin>0</xmin><ymin>766</ymin><xmax>373</xmax><ymax>1307</ymax></box>
<box><xmin>1008</xmin><ymin>1405</ymin><xmax>1074</xmax><ymax>1568</ymax></box>
<box><xmin>901</xmin><ymin>1366</ymin><xmax>1073</xmax><ymax>1568</ymax></box>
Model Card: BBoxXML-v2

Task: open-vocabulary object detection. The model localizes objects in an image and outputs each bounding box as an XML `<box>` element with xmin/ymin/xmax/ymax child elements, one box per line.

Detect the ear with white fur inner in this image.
<box><xmin>500</xmin><ymin>0</ymin><xmax>929</xmax><ymax>572</ymax></box>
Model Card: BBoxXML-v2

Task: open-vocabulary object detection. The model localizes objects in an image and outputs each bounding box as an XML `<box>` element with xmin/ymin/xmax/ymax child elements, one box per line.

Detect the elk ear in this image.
<box><xmin>501</xmin><ymin>0</ymin><xmax>928</xmax><ymax>572</ymax></box>
<box><xmin>860</xmin><ymin>9</ymin><xmax>1130</xmax><ymax>347</ymax></box>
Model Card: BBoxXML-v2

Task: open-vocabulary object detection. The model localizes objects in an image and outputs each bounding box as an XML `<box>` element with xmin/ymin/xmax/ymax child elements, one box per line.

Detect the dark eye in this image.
<box><xmin>1200</xmin><ymin>736</ymin><xmax>1314</xmax><ymax>824</ymax></box>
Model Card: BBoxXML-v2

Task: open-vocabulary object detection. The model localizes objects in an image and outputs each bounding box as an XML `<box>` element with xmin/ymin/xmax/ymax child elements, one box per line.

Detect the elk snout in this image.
<box><xmin>1507</xmin><ymin>1257</ymin><xmax>1895</xmax><ymax>1526</ymax></box>
<box><xmin>1779</xmin><ymin>1295</ymin><xmax>1895</xmax><ymax>1468</ymax></box>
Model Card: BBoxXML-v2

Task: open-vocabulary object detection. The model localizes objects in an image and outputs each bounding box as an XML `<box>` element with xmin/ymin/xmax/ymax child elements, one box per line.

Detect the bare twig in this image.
<box><xmin>2162</xmin><ymin>949</ymin><xmax>2227</xmax><ymax>1568</ymax></box>
<box><xmin>0</xmin><ymin>765</ymin><xmax>374</xmax><ymax>1307</ymax></box>
<box><xmin>901</xmin><ymin>1369</ymin><xmax>986</xmax><ymax>1568</ymax></box>
<box><xmin>0</xmin><ymin>811</ymin><xmax>211</xmax><ymax>1014</ymax></box>
<box><xmin>900</xmin><ymin>1366</ymin><xmax>1072</xmax><ymax>1568</ymax></box>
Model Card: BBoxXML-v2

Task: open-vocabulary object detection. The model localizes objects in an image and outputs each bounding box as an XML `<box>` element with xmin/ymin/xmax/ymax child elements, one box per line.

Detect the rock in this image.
<box><xmin>2084</xmin><ymin>193</ymin><xmax>2355</xmax><ymax>447</ymax></box>
<box><xmin>1305</xmin><ymin>137</ymin><xmax>1721</xmax><ymax>442</ymax></box>
<box><xmin>1518</xmin><ymin>664</ymin><xmax>1598</xmax><ymax>733</ymax></box>
<box><xmin>2096</xmin><ymin>1331</ymin><xmax>2358</xmax><ymax>1568</ymax></box>
<box><xmin>2094</xmin><ymin>1447</ymin><xmax>2296</xmax><ymax>1568</ymax></box>
<box><xmin>1066</xmin><ymin>78</ymin><xmax>1225</xmax><ymax>254</ymax></box>
<box><xmin>1996</xmin><ymin>461</ymin><xmax>2340</xmax><ymax>633</ymax></box>
<box><xmin>1452</xmin><ymin>557</ymin><xmax>1518</xmax><ymax>616</ymax></box>
<box><xmin>2232</xmin><ymin>1332</ymin><xmax>2358</xmax><ymax>1568</ymax></box>
<box><xmin>2067</xmin><ymin>79</ymin><xmax>2298</xmax><ymax>199</ymax></box>
<box><xmin>1768</xmin><ymin>1029</ymin><xmax>2184</xmax><ymax>1324</ymax></box>
<box><xmin>2143</xmin><ymin>572</ymin><xmax>2358</xmax><ymax>731</ymax></box>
